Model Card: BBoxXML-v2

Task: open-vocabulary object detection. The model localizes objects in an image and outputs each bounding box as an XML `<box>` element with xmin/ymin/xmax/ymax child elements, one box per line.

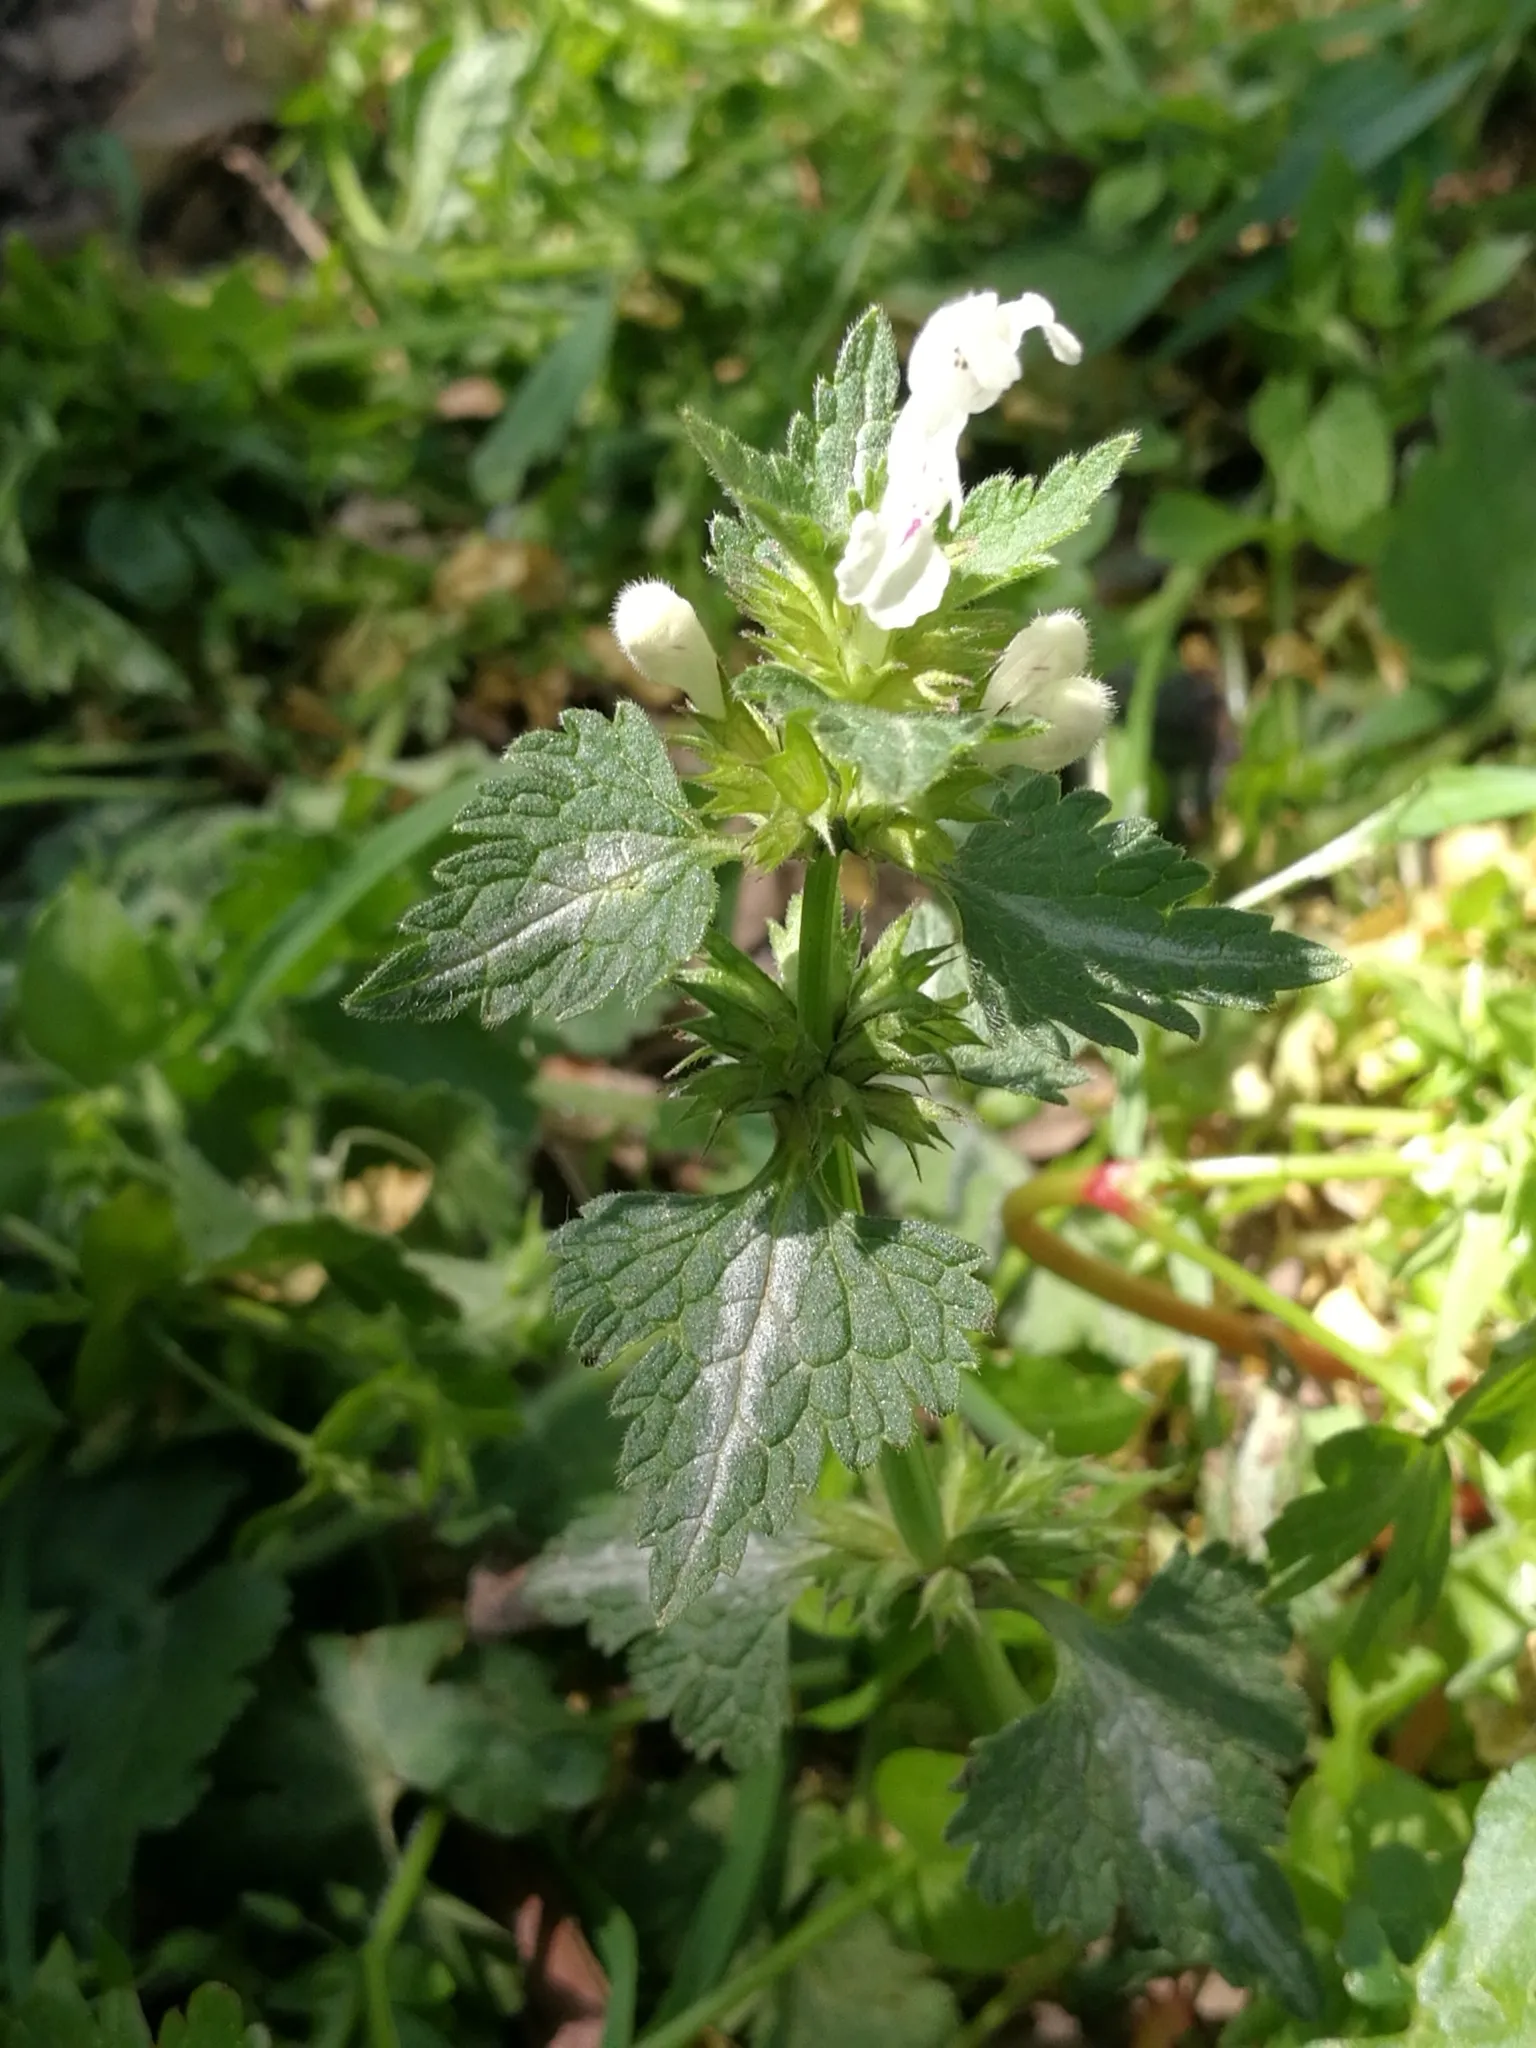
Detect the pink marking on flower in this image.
<box><xmin>901</xmin><ymin>514</ymin><xmax>924</xmax><ymax>544</ymax></box>
<box><xmin>1080</xmin><ymin>1161</ymin><xmax>1140</xmax><ymax>1220</ymax></box>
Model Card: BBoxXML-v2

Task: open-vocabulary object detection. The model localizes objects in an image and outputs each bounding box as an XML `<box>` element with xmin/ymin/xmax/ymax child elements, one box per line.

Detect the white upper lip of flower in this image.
<box><xmin>836</xmin><ymin>289</ymin><xmax>1082</xmax><ymax>633</ymax></box>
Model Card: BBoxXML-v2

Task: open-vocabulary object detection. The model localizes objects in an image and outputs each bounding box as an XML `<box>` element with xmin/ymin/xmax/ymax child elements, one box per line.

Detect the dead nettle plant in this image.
<box><xmin>349</xmin><ymin>292</ymin><xmax>1344</xmax><ymax>2017</ymax></box>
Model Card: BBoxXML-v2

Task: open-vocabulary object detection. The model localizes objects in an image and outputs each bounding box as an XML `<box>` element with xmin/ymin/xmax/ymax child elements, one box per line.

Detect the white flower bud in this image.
<box><xmin>982</xmin><ymin>611</ymin><xmax>1091</xmax><ymax>716</ymax></box>
<box><xmin>990</xmin><ymin>674</ymin><xmax>1115</xmax><ymax>772</ymax></box>
<box><xmin>611</xmin><ymin>579</ymin><xmax>724</xmax><ymax>719</ymax></box>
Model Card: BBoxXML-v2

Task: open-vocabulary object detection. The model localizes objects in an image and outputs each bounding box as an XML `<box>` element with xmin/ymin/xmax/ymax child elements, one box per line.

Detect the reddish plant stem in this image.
<box><xmin>1001</xmin><ymin>1178</ymin><xmax>1356</xmax><ymax>1385</ymax></box>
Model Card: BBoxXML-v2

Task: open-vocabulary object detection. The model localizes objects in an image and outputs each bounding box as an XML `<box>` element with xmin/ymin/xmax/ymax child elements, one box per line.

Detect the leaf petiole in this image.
<box><xmin>632</xmin><ymin>1859</ymin><xmax>911</xmax><ymax>2048</ymax></box>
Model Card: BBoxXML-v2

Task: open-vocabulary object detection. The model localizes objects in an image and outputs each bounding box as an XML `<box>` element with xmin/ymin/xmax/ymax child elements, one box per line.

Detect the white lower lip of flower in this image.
<box><xmin>989</xmin><ymin>674</ymin><xmax>1114</xmax><ymax>771</ymax></box>
<box><xmin>611</xmin><ymin>577</ymin><xmax>725</xmax><ymax>719</ymax></box>
<box><xmin>835</xmin><ymin>508</ymin><xmax>951</xmax><ymax>631</ymax></box>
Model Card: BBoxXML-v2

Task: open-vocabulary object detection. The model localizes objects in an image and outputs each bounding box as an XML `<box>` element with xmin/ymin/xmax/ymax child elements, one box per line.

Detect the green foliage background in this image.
<box><xmin>3</xmin><ymin>1</ymin><xmax>1536</xmax><ymax>2043</ymax></box>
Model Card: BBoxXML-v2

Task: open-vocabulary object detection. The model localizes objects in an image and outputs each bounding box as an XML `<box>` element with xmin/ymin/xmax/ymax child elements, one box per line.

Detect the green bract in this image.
<box><xmin>354</xmin><ymin>299</ymin><xmax>1349</xmax><ymax>2010</ymax></box>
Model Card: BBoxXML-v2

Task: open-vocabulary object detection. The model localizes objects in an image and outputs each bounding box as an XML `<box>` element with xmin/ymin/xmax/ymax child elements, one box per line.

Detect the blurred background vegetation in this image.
<box><xmin>2</xmin><ymin>2</ymin><xmax>1536</xmax><ymax>2044</ymax></box>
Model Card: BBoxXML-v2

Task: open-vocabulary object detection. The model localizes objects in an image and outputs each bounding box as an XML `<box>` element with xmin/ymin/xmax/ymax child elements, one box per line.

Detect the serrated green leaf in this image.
<box><xmin>947</xmin><ymin>772</ymin><xmax>1343</xmax><ymax>1056</ymax></box>
<box><xmin>1263</xmin><ymin>1426</ymin><xmax>1415</xmax><ymax>1597</ymax></box>
<box><xmin>680</xmin><ymin>409</ymin><xmax>818</xmax><ymax>548</ymax></box>
<box><xmin>156</xmin><ymin>1986</ymin><xmax>249</xmax><ymax>2048</ymax></box>
<box><xmin>903</xmin><ymin>896</ymin><xmax>1085</xmax><ymax>1101</ymax></box>
<box><xmin>553</xmin><ymin>1179</ymin><xmax>991</xmax><ymax>1618</ymax></box>
<box><xmin>527</xmin><ymin>1499</ymin><xmax>809</xmax><ymax>1767</ymax></box>
<box><xmin>1378</xmin><ymin>358</ymin><xmax>1536</xmax><ymax>669</ymax></box>
<box><xmin>347</xmin><ymin>704</ymin><xmax>720</xmax><ymax>1026</ymax></box>
<box><xmin>773</xmin><ymin>1907</ymin><xmax>960</xmax><ymax>2048</ymax></box>
<box><xmin>949</xmin><ymin>1547</ymin><xmax>1319</xmax><ymax>2015</ymax></box>
<box><xmin>18</xmin><ymin>878</ymin><xmax>183</xmax><ymax>1086</ymax></box>
<box><xmin>807</xmin><ymin>306</ymin><xmax>899</xmax><ymax>535</ymax></box>
<box><xmin>947</xmin><ymin>435</ymin><xmax>1136</xmax><ymax>597</ymax></box>
<box><xmin>2</xmin><ymin>1949</ymin><xmax>252</xmax><ymax>2048</ymax></box>
<box><xmin>311</xmin><ymin>1619</ymin><xmax>605</xmax><ymax>1835</ymax></box>
<box><xmin>738</xmin><ymin>665</ymin><xmax>989</xmax><ymax>808</ymax></box>
<box><xmin>1442</xmin><ymin>1318</ymin><xmax>1536</xmax><ymax>1463</ymax></box>
<box><xmin>1320</xmin><ymin>1755</ymin><xmax>1536</xmax><ymax>2047</ymax></box>
<box><xmin>36</xmin><ymin>1563</ymin><xmax>290</xmax><ymax>1928</ymax></box>
<box><xmin>1265</xmin><ymin>1427</ymin><xmax>1452</xmax><ymax>1660</ymax></box>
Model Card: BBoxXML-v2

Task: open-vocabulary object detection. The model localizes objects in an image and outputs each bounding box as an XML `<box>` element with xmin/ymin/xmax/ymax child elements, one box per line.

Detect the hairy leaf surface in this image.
<box><xmin>949</xmin><ymin>1547</ymin><xmax>1319</xmax><ymax>2014</ymax></box>
<box><xmin>739</xmin><ymin>664</ymin><xmax>989</xmax><ymax>806</ymax></box>
<box><xmin>553</xmin><ymin>1180</ymin><xmax>991</xmax><ymax>1617</ymax></box>
<box><xmin>949</xmin><ymin>773</ymin><xmax>1343</xmax><ymax>1055</ymax></box>
<box><xmin>947</xmin><ymin>435</ymin><xmax>1137</xmax><ymax>596</ymax></box>
<box><xmin>347</xmin><ymin>704</ymin><xmax>719</xmax><ymax>1025</ymax></box>
<box><xmin>527</xmin><ymin>1498</ymin><xmax>809</xmax><ymax>1766</ymax></box>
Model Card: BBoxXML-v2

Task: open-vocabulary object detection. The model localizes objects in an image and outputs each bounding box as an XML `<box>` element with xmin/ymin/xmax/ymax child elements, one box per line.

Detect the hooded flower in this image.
<box><xmin>836</xmin><ymin>289</ymin><xmax>1082</xmax><ymax>632</ymax></box>
<box><xmin>611</xmin><ymin>579</ymin><xmax>725</xmax><ymax>718</ymax></box>
<box><xmin>904</xmin><ymin>290</ymin><xmax>1083</xmax><ymax>430</ymax></box>
<box><xmin>984</xmin><ymin>610</ymin><xmax>1114</xmax><ymax>772</ymax></box>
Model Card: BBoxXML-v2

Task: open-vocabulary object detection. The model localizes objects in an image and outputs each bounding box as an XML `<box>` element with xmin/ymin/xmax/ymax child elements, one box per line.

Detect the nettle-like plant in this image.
<box><xmin>349</xmin><ymin>293</ymin><xmax>1344</xmax><ymax>2014</ymax></box>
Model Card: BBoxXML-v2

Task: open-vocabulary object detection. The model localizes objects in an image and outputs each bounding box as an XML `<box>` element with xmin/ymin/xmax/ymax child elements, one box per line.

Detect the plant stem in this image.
<box><xmin>939</xmin><ymin>1624</ymin><xmax>1028</xmax><ymax>1736</ymax></box>
<box><xmin>633</xmin><ymin>1861</ymin><xmax>907</xmax><ymax>2048</ymax></box>
<box><xmin>1126</xmin><ymin>1202</ymin><xmax>1432</xmax><ymax>1417</ymax></box>
<box><xmin>362</xmin><ymin>1802</ymin><xmax>447</xmax><ymax>2048</ymax></box>
<box><xmin>879</xmin><ymin>1437</ymin><xmax>947</xmax><ymax>1571</ymax></box>
<box><xmin>0</xmin><ymin>1477</ymin><xmax>37</xmax><ymax>2001</ymax></box>
<box><xmin>151</xmin><ymin>1327</ymin><xmax>314</xmax><ymax>1461</ymax></box>
<box><xmin>796</xmin><ymin>850</ymin><xmax>843</xmax><ymax>1054</ymax></box>
<box><xmin>947</xmin><ymin>1934</ymin><xmax>1077</xmax><ymax>2048</ymax></box>
<box><xmin>878</xmin><ymin>1442</ymin><xmax>1026</xmax><ymax>1731</ymax></box>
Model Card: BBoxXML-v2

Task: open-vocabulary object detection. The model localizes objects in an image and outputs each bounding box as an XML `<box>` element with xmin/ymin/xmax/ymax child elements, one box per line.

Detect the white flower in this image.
<box><xmin>834</xmin><ymin>286</ymin><xmax>1082</xmax><ymax>633</ymax></box>
<box><xmin>611</xmin><ymin>579</ymin><xmax>724</xmax><ymax>718</ymax></box>
<box><xmin>982</xmin><ymin>610</ymin><xmax>1091</xmax><ymax>716</ymax></box>
<box><xmin>834</xmin><ymin>507</ymin><xmax>951</xmax><ymax>631</ymax></box>
<box><xmin>904</xmin><ymin>289</ymin><xmax>1083</xmax><ymax>429</ymax></box>
<box><xmin>983</xmin><ymin>610</ymin><xmax>1113</xmax><ymax>771</ymax></box>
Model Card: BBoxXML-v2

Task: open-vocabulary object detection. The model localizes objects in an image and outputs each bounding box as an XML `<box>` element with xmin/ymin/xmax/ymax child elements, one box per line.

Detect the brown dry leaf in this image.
<box><xmin>1313</xmin><ymin>1285</ymin><xmax>1390</xmax><ymax>1355</ymax></box>
<box><xmin>1130</xmin><ymin>1975</ymin><xmax>1199</xmax><ymax>2047</ymax></box>
<box><xmin>320</xmin><ymin>612</ymin><xmax>439</xmax><ymax>697</ymax></box>
<box><xmin>337</xmin><ymin>1164</ymin><xmax>433</xmax><ymax>1234</ymax></box>
<box><xmin>465</xmin><ymin>1563</ymin><xmax>537</xmax><ymax>1640</ymax></box>
<box><xmin>472</xmin><ymin>655</ymin><xmax>571</xmax><ymax>729</ymax></box>
<box><xmin>1261</xmin><ymin>630</ymin><xmax>1324</xmax><ymax>684</ymax></box>
<box><xmin>617</xmin><ymin>271</ymin><xmax>684</xmax><ymax>329</ymax></box>
<box><xmin>514</xmin><ymin>1893</ymin><xmax>608</xmax><ymax>2030</ymax></box>
<box><xmin>277</xmin><ymin>685</ymin><xmax>349</xmax><ymax>738</ymax></box>
<box><xmin>433</xmin><ymin>536</ymin><xmax>566</xmax><ymax>613</ymax></box>
<box><xmin>435</xmin><ymin>375</ymin><xmax>505</xmax><ymax>421</ymax></box>
<box><xmin>330</xmin><ymin>495</ymin><xmax>434</xmax><ymax>557</ymax></box>
<box><xmin>227</xmin><ymin>1261</ymin><xmax>328</xmax><ymax>1306</ymax></box>
<box><xmin>1432</xmin><ymin>822</ymin><xmax>1519</xmax><ymax>892</ymax></box>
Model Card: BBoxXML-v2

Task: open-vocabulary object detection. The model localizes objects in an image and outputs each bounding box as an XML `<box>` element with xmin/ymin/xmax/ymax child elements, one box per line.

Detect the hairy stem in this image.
<box><xmin>879</xmin><ymin>1437</ymin><xmax>946</xmax><ymax>1570</ymax></box>
<box><xmin>880</xmin><ymin>1440</ymin><xmax>1026</xmax><ymax>1732</ymax></box>
<box><xmin>1002</xmin><ymin>1172</ymin><xmax>1434</xmax><ymax>1415</ymax></box>
<box><xmin>362</xmin><ymin>1802</ymin><xmax>447</xmax><ymax>2048</ymax></box>
<box><xmin>796</xmin><ymin>849</ymin><xmax>843</xmax><ymax>1054</ymax></box>
<box><xmin>633</xmin><ymin>1860</ymin><xmax>908</xmax><ymax>2048</ymax></box>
